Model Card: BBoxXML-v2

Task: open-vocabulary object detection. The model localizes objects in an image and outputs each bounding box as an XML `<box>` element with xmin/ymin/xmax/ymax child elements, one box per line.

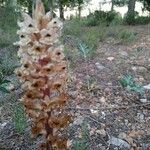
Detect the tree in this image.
<box><xmin>125</xmin><ymin>0</ymin><xmax>137</xmax><ymax>24</ymax></box>
<box><xmin>70</xmin><ymin>0</ymin><xmax>90</xmax><ymax>18</ymax></box>
<box><xmin>140</xmin><ymin>0</ymin><xmax>150</xmax><ymax>12</ymax></box>
<box><xmin>111</xmin><ymin>0</ymin><xmax>115</xmax><ymax>11</ymax></box>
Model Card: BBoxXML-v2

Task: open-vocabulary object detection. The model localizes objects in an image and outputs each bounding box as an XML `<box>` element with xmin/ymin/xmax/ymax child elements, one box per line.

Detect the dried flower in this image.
<box><xmin>15</xmin><ymin>0</ymin><xmax>71</xmax><ymax>149</ymax></box>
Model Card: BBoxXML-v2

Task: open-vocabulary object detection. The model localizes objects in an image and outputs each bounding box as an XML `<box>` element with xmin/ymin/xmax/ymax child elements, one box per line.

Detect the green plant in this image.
<box><xmin>119</xmin><ymin>75</ymin><xmax>144</xmax><ymax>96</ymax></box>
<box><xmin>86</xmin><ymin>10</ymin><xmax>122</xmax><ymax>26</ymax></box>
<box><xmin>0</xmin><ymin>55</ymin><xmax>18</xmax><ymax>76</ymax></box>
<box><xmin>84</xmin><ymin>16</ymin><xmax>99</xmax><ymax>27</ymax></box>
<box><xmin>63</xmin><ymin>19</ymin><xmax>83</xmax><ymax>37</ymax></box>
<box><xmin>0</xmin><ymin>5</ymin><xmax>19</xmax><ymax>48</ymax></box>
<box><xmin>124</xmin><ymin>12</ymin><xmax>138</xmax><ymax>25</ymax></box>
<box><xmin>0</xmin><ymin>45</ymin><xmax>19</xmax><ymax>76</ymax></box>
<box><xmin>0</xmin><ymin>71</ymin><xmax>10</xmax><ymax>93</ymax></box>
<box><xmin>134</xmin><ymin>16</ymin><xmax>150</xmax><ymax>25</ymax></box>
<box><xmin>13</xmin><ymin>104</ymin><xmax>27</xmax><ymax>134</ymax></box>
<box><xmin>118</xmin><ymin>30</ymin><xmax>137</xmax><ymax>43</ymax></box>
<box><xmin>77</xmin><ymin>42</ymin><xmax>93</xmax><ymax>60</ymax></box>
<box><xmin>81</xmin><ymin>26</ymin><xmax>106</xmax><ymax>48</ymax></box>
<box><xmin>72</xmin><ymin>123</ymin><xmax>89</xmax><ymax>150</ymax></box>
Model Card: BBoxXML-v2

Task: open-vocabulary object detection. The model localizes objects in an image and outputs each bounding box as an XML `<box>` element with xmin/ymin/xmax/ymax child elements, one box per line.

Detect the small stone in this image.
<box><xmin>90</xmin><ymin>109</ymin><xmax>98</xmax><ymax>115</ymax></box>
<box><xmin>100</xmin><ymin>96</ymin><xmax>106</xmax><ymax>103</ymax></box>
<box><xmin>109</xmin><ymin>136</ymin><xmax>130</xmax><ymax>149</ymax></box>
<box><xmin>143</xmin><ymin>84</ymin><xmax>150</xmax><ymax>90</ymax></box>
<box><xmin>131</xmin><ymin>66</ymin><xmax>137</xmax><ymax>71</ymax></box>
<box><xmin>119</xmin><ymin>51</ymin><xmax>128</xmax><ymax>57</ymax></box>
<box><xmin>137</xmin><ymin>113</ymin><xmax>144</xmax><ymax>121</ymax></box>
<box><xmin>138</xmin><ymin>66</ymin><xmax>147</xmax><ymax>73</ymax></box>
<box><xmin>95</xmin><ymin>62</ymin><xmax>105</xmax><ymax>70</ymax></box>
<box><xmin>107</xmin><ymin>57</ymin><xmax>115</xmax><ymax>61</ymax></box>
<box><xmin>124</xmin><ymin>119</ymin><xmax>129</xmax><ymax>125</ymax></box>
<box><xmin>0</xmin><ymin>122</ymin><xmax>8</xmax><ymax>129</ymax></box>
<box><xmin>140</xmin><ymin>99</ymin><xmax>147</xmax><ymax>103</ymax></box>
<box><xmin>73</xmin><ymin>116</ymin><xmax>84</xmax><ymax>125</ymax></box>
<box><xmin>118</xmin><ymin>132</ymin><xmax>127</xmax><ymax>139</ymax></box>
<box><xmin>6</xmin><ymin>83</ymin><xmax>15</xmax><ymax>91</ymax></box>
<box><xmin>96</xmin><ymin>128</ymin><xmax>106</xmax><ymax>136</ymax></box>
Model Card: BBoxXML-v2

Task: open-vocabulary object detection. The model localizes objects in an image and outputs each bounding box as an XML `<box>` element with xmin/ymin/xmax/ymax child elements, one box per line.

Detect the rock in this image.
<box><xmin>73</xmin><ymin>115</ymin><xmax>84</xmax><ymax>125</ymax></box>
<box><xmin>118</xmin><ymin>132</ymin><xmax>127</xmax><ymax>139</ymax></box>
<box><xmin>0</xmin><ymin>121</ymin><xmax>9</xmax><ymax>129</ymax></box>
<box><xmin>95</xmin><ymin>62</ymin><xmax>105</xmax><ymax>70</ymax></box>
<box><xmin>138</xmin><ymin>66</ymin><xmax>147</xmax><ymax>73</ymax></box>
<box><xmin>132</xmin><ymin>66</ymin><xmax>147</xmax><ymax>73</ymax></box>
<box><xmin>131</xmin><ymin>66</ymin><xmax>137</xmax><ymax>71</ymax></box>
<box><xmin>6</xmin><ymin>83</ymin><xmax>15</xmax><ymax>91</ymax></box>
<box><xmin>137</xmin><ymin>113</ymin><xmax>144</xmax><ymax>121</ymax></box>
<box><xmin>100</xmin><ymin>96</ymin><xmax>106</xmax><ymax>103</ymax></box>
<box><xmin>107</xmin><ymin>57</ymin><xmax>115</xmax><ymax>61</ymax></box>
<box><xmin>109</xmin><ymin>136</ymin><xmax>130</xmax><ymax>149</ymax></box>
<box><xmin>90</xmin><ymin>109</ymin><xmax>98</xmax><ymax>115</ymax></box>
<box><xmin>140</xmin><ymin>98</ymin><xmax>147</xmax><ymax>103</ymax></box>
<box><xmin>96</xmin><ymin>128</ymin><xmax>106</xmax><ymax>136</ymax></box>
<box><xmin>119</xmin><ymin>51</ymin><xmax>128</xmax><ymax>57</ymax></box>
<box><xmin>143</xmin><ymin>84</ymin><xmax>150</xmax><ymax>90</ymax></box>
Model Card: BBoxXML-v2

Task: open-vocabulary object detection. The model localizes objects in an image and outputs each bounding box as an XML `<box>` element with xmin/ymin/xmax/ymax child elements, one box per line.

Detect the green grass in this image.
<box><xmin>13</xmin><ymin>104</ymin><xmax>27</xmax><ymax>134</ymax></box>
<box><xmin>0</xmin><ymin>6</ymin><xmax>18</xmax><ymax>48</ymax></box>
<box><xmin>63</xmin><ymin>20</ymin><xmax>106</xmax><ymax>59</ymax></box>
<box><xmin>72</xmin><ymin>122</ymin><xmax>89</xmax><ymax>150</ymax></box>
<box><xmin>118</xmin><ymin>30</ymin><xmax>137</xmax><ymax>43</ymax></box>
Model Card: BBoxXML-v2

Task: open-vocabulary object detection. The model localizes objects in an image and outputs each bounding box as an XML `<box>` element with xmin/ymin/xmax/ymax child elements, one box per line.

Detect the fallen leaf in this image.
<box><xmin>128</xmin><ymin>130</ymin><xmax>144</xmax><ymax>138</ymax></box>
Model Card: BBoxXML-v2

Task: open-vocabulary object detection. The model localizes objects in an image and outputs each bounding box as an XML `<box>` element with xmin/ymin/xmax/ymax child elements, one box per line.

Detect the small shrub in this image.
<box><xmin>81</xmin><ymin>26</ymin><xmax>106</xmax><ymax>46</ymax></box>
<box><xmin>63</xmin><ymin>19</ymin><xmax>83</xmax><ymax>37</ymax></box>
<box><xmin>13</xmin><ymin>104</ymin><xmax>27</xmax><ymax>134</ymax></box>
<box><xmin>86</xmin><ymin>10</ymin><xmax>122</xmax><ymax>26</ymax></box>
<box><xmin>118</xmin><ymin>30</ymin><xmax>137</xmax><ymax>43</ymax></box>
<box><xmin>77</xmin><ymin>42</ymin><xmax>93</xmax><ymax>60</ymax></box>
<box><xmin>84</xmin><ymin>17</ymin><xmax>99</xmax><ymax>27</ymax></box>
<box><xmin>134</xmin><ymin>16</ymin><xmax>150</xmax><ymax>25</ymax></box>
<box><xmin>72</xmin><ymin>123</ymin><xmax>89</xmax><ymax>150</ymax></box>
<box><xmin>119</xmin><ymin>74</ymin><xmax>144</xmax><ymax>96</ymax></box>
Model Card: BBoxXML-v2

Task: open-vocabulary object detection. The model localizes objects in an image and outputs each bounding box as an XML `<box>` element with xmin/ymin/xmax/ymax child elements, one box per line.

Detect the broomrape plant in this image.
<box><xmin>14</xmin><ymin>0</ymin><xmax>71</xmax><ymax>149</ymax></box>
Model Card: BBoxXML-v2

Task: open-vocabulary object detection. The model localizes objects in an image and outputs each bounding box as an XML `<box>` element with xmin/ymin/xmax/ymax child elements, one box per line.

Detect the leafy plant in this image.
<box><xmin>119</xmin><ymin>74</ymin><xmax>144</xmax><ymax>96</ymax></box>
<box><xmin>72</xmin><ymin>123</ymin><xmax>89</xmax><ymax>150</ymax></box>
<box><xmin>13</xmin><ymin>104</ymin><xmax>27</xmax><ymax>134</ymax></box>
<box><xmin>77</xmin><ymin>42</ymin><xmax>93</xmax><ymax>60</ymax></box>
<box><xmin>0</xmin><ymin>71</ymin><xmax>10</xmax><ymax>93</ymax></box>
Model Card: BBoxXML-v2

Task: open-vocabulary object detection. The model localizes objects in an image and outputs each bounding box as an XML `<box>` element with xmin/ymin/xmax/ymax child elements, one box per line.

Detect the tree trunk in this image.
<box><xmin>126</xmin><ymin>0</ymin><xmax>136</xmax><ymax>24</ymax></box>
<box><xmin>28</xmin><ymin>0</ymin><xmax>33</xmax><ymax>15</ymax></box>
<box><xmin>49</xmin><ymin>0</ymin><xmax>54</xmax><ymax>18</ymax></box>
<box><xmin>127</xmin><ymin>0</ymin><xmax>136</xmax><ymax>14</ymax></box>
<box><xmin>78</xmin><ymin>4</ymin><xmax>82</xmax><ymax>19</ymax></box>
<box><xmin>111</xmin><ymin>0</ymin><xmax>114</xmax><ymax>11</ymax></box>
<box><xmin>59</xmin><ymin>0</ymin><xmax>65</xmax><ymax>20</ymax></box>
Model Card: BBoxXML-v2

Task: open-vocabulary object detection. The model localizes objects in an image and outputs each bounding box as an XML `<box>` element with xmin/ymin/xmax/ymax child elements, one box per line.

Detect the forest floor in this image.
<box><xmin>0</xmin><ymin>24</ymin><xmax>150</xmax><ymax>150</ymax></box>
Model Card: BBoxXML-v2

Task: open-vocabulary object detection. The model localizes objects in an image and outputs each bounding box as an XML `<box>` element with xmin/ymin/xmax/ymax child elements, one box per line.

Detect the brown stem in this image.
<box><xmin>45</xmin><ymin>111</ymin><xmax>53</xmax><ymax>150</ymax></box>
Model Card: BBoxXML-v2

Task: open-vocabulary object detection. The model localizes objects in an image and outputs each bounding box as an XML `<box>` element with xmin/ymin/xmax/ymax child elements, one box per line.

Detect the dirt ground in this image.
<box><xmin>0</xmin><ymin>25</ymin><xmax>150</xmax><ymax>150</ymax></box>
